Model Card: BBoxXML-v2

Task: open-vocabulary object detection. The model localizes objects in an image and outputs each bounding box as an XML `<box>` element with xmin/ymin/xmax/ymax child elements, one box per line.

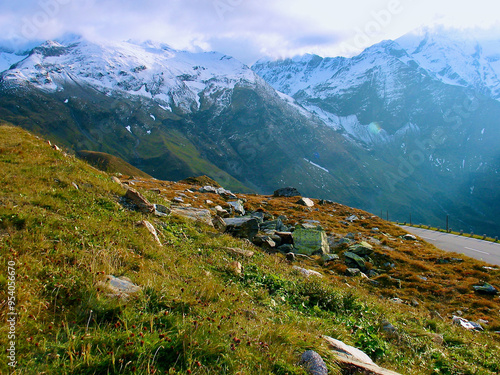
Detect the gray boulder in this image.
<box><xmin>223</xmin><ymin>217</ymin><xmax>259</xmax><ymax>241</ymax></box>
<box><xmin>171</xmin><ymin>207</ymin><xmax>213</xmax><ymax>226</ymax></box>
<box><xmin>292</xmin><ymin>226</ymin><xmax>330</xmax><ymax>255</ymax></box>
<box><xmin>300</xmin><ymin>350</ymin><xmax>328</xmax><ymax>375</ymax></box>
<box><xmin>273</xmin><ymin>187</ymin><xmax>301</xmax><ymax>197</ymax></box>
<box><xmin>296</xmin><ymin>197</ymin><xmax>315</xmax><ymax>207</ymax></box>
<box><xmin>344</xmin><ymin>252</ymin><xmax>367</xmax><ymax>270</ymax></box>
<box><xmin>349</xmin><ymin>241</ymin><xmax>374</xmax><ymax>256</ymax></box>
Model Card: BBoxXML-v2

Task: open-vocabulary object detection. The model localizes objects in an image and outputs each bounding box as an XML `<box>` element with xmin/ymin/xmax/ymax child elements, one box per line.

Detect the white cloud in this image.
<box><xmin>1</xmin><ymin>0</ymin><xmax>500</xmax><ymax>63</ymax></box>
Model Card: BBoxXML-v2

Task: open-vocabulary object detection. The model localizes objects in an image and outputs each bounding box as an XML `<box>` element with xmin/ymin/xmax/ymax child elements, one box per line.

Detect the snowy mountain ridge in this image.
<box><xmin>254</xmin><ymin>29</ymin><xmax>500</xmax><ymax>101</ymax></box>
<box><xmin>1</xmin><ymin>38</ymin><xmax>258</xmax><ymax>114</ymax></box>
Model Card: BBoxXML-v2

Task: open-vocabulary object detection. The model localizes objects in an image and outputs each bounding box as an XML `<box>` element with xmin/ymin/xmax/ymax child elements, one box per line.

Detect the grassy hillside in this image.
<box><xmin>0</xmin><ymin>124</ymin><xmax>499</xmax><ymax>374</ymax></box>
<box><xmin>76</xmin><ymin>150</ymin><xmax>152</xmax><ymax>178</ymax></box>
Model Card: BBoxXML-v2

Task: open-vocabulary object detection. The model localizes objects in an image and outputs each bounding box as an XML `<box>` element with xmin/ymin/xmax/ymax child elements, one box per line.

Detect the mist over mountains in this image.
<box><xmin>1</xmin><ymin>29</ymin><xmax>499</xmax><ymax>235</ymax></box>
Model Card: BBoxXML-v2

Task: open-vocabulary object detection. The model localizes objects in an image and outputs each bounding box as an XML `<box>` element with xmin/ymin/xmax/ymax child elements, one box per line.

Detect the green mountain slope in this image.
<box><xmin>76</xmin><ymin>150</ymin><xmax>152</xmax><ymax>178</ymax></box>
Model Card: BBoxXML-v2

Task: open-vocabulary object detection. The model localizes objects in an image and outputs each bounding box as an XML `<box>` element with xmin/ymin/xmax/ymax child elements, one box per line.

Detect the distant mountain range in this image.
<box><xmin>1</xmin><ymin>29</ymin><xmax>499</xmax><ymax>235</ymax></box>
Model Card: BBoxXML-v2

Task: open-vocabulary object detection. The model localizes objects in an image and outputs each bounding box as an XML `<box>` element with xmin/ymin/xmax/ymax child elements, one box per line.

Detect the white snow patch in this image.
<box><xmin>481</xmin><ymin>128</ymin><xmax>485</xmax><ymax>135</ymax></box>
<box><xmin>147</xmin><ymin>130</ymin><xmax>151</xmax><ymax>134</ymax></box>
<box><xmin>159</xmin><ymin>104</ymin><xmax>172</xmax><ymax>112</ymax></box>
<box><xmin>150</xmin><ymin>114</ymin><xmax>156</xmax><ymax>121</ymax></box>
<box><xmin>64</xmin><ymin>99</ymin><xmax>69</xmax><ymax>103</ymax></box>
<box><xmin>304</xmin><ymin>158</ymin><xmax>329</xmax><ymax>173</ymax></box>
<box><xmin>125</xmin><ymin>126</ymin><xmax>132</xmax><ymax>133</ymax></box>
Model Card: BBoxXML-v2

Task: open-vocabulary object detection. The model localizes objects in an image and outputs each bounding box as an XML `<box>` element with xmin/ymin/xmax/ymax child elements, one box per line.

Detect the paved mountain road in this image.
<box><xmin>400</xmin><ymin>226</ymin><xmax>500</xmax><ymax>266</ymax></box>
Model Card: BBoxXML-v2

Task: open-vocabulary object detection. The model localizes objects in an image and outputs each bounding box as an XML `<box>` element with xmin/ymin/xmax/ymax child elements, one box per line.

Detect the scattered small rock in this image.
<box><xmin>402</xmin><ymin>234</ymin><xmax>417</xmax><ymax>241</ymax></box>
<box><xmin>171</xmin><ymin>207</ymin><xmax>213</xmax><ymax>226</ymax></box>
<box><xmin>390</xmin><ymin>298</ymin><xmax>404</xmax><ymax>304</ymax></box>
<box><xmin>381</xmin><ymin>320</ymin><xmax>398</xmax><ymax>336</ymax></box>
<box><xmin>125</xmin><ymin>188</ymin><xmax>155</xmax><ymax>213</ymax></box>
<box><xmin>293</xmin><ymin>266</ymin><xmax>323</xmax><ymax>278</ymax></box>
<box><xmin>345</xmin><ymin>268</ymin><xmax>361</xmax><ymax>277</ymax></box>
<box><xmin>285</xmin><ymin>252</ymin><xmax>296</xmax><ymax>262</ymax></box>
<box><xmin>97</xmin><ymin>275</ymin><xmax>141</xmax><ymax>298</ymax></box>
<box><xmin>111</xmin><ymin>176</ymin><xmax>122</xmax><ymax>184</ymax></box>
<box><xmin>223</xmin><ymin>247</ymin><xmax>255</xmax><ymax>258</ymax></box>
<box><xmin>214</xmin><ymin>205</ymin><xmax>230</xmax><ymax>217</ymax></box>
<box><xmin>473</xmin><ymin>283</ymin><xmax>498</xmax><ymax>295</ymax></box>
<box><xmin>345</xmin><ymin>215</ymin><xmax>359</xmax><ymax>222</ymax></box>
<box><xmin>453</xmin><ymin>316</ymin><xmax>484</xmax><ymax>331</ymax></box>
<box><xmin>228</xmin><ymin>200</ymin><xmax>245</xmax><ymax>216</ymax></box>
<box><xmin>228</xmin><ymin>261</ymin><xmax>242</xmax><ymax>276</ymax></box>
<box><xmin>296</xmin><ymin>197</ymin><xmax>315</xmax><ymax>207</ymax></box>
<box><xmin>137</xmin><ymin>220</ymin><xmax>162</xmax><ymax>245</ymax></box>
<box><xmin>323</xmin><ymin>336</ymin><xmax>375</xmax><ymax>365</ymax></box>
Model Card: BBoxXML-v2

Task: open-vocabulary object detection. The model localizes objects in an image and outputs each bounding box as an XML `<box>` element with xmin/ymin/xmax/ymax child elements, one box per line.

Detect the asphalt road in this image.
<box><xmin>400</xmin><ymin>226</ymin><xmax>500</xmax><ymax>266</ymax></box>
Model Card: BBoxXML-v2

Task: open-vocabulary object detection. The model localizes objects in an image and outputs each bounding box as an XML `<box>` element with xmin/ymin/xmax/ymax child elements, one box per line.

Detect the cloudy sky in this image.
<box><xmin>2</xmin><ymin>0</ymin><xmax>500</xmax><ymax>64</ymax></box>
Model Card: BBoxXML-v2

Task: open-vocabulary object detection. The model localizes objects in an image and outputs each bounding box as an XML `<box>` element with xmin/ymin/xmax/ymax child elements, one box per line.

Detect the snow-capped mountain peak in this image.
<box><xmin>1</xmin><ymin>38</ymin><xmax>257</xmax><ymax>113</ymax></box>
